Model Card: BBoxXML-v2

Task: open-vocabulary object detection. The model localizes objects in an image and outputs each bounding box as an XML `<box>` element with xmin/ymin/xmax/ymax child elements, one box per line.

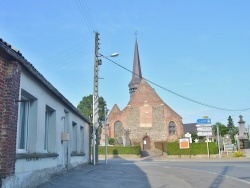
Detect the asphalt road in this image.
<box><xmin>37</xmin><ymin>158</ymin><xmax>250</xmax><ymax>188</ymax></box>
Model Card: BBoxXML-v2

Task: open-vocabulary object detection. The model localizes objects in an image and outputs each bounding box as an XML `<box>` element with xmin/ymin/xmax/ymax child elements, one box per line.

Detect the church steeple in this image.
<box><xmin>128</xmin><ymin>39</ymin><xmax>142</xmax><ymax>97</ymax></box>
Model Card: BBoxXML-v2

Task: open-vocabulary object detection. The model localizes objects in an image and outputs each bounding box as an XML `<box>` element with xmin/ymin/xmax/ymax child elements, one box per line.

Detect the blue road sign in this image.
<box><xmin>197</xmin><ymin>118</ymin><xmax>211</xmax><ymax>124</ymax></box>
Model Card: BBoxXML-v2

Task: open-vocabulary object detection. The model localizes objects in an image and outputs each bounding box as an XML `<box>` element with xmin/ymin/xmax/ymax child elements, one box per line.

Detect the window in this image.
<box><xmin>169</xmin><ymin>121</ymin><xmax>176</xmax><ymax>135</ymax></box>
<box><xmin>72</xmin><ymin>122</ymin><xmax>77</xmax><ymax>153</ymax></box>
<box><xmin>17</xmin><ymin>89</ymin><xmax>37</xmax><ymax>153</ymax></box>
<box><xmin>18</xmin><ymin>97</ymin><xmax>29</xmax><ymax>150</ymax></box>
<box><xmin>44</xmin><ymin>105</ymin><xmax>56</xmax><ymax>153</ymax></box>
<box><xmin>114</xmin><ymin>121</ymin><xmax>123</xmax><ymax>137</ymax></box>
<box><xmin>44</xmin><ymin>110</ymin><xmax>49</xmax><ymax>151</ymax></box>
<box><xmin>80</xmin><ymin>126</ymin><xmax>84</xmax><ymax>153</ymax></box>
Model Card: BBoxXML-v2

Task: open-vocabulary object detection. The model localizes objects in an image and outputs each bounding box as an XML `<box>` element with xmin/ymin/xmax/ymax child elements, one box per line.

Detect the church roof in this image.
<box><xmin>110</xmin><ymin>104</ymin><xmax>121</xmax><ymax>114</ymax></box>
<box><xmin>183</xmin><ymin>123</ymin><xmax>197</xmax><ymax>134</ymax></box>
<box><xmin>108</xmin><ymin>104</ymin><xmax>121</xmax><ymax>120</ymax></box>
<box><xmin>127</xmin><ymin>79</ymin><xmax>182</xmax><ymax>118</ymax></box>
<box><xmin>128</xmin><ymin>79</ymin><xmax>164</xmax><ymax>106</ymax></box>
<box><xmin>128</xmin><ymin>39</ymin><xmax>142</xmax><ymax>89</ymax></box>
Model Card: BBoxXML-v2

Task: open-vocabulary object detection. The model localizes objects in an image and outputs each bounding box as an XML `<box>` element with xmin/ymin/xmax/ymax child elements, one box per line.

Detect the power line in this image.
<box><xmin>35</xmin><ymin>40</ymin><xmax>93</xmax><ymax>72</ymax></box>
<box><xmin>81</xmin><ymin>0</ymin><xmax>97</xmax><ymax>30</ymax></box>
<box><xmin>74</xmin><ymin>0</ymin><xmax>96</xmax><ymax>34</ymax></box>
<box><xmin>99</xmin><ymin>53</ymin><xmax>250</xmax><ymax>112</ymax></box>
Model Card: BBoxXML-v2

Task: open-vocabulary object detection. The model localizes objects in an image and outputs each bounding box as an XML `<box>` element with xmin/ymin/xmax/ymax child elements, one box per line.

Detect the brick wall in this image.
<box><xmin>108</xmin><ymin>79</ymin><xmax>183</xmax><ymax>149</ymax></box>
<box><xmin>0</xmin><ymin>58</ymin><xmax>21</xmax><ymax>182</ymax></box>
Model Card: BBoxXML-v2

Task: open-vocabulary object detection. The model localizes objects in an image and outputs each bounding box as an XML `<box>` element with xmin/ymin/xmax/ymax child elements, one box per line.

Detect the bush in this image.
<box><xmin>166</xmin><ymin>141</ymin><xmax>218</xmax><ymax>155</ymax></box>
<box><xmin>98</xmin><ymin>145</ymin><xmax>141</xmax><ymax>155</ymax></box>
<box><xmin>232</xmin><ymin>151</ymin><xmax>244</xmax><ymax>158</ymax></box>
<box><xmin>108</xmin><ymin>138</ymin><xmax>115</xmax><ymax>145</ymax></box>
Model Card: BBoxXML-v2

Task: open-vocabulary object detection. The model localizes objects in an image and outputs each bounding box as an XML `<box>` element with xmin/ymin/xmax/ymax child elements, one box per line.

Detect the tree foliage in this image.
<box><xmin>77</xmin><ymin>94</ymin><xmax>107</xmax><ymax>126</ymax></box>
<box><xmin>190</xmin><ymin>132</ymin><xmax>199</xmax><ymax>142</ymax></box>
<box><xmin>227</xmin><ymin>116</ymin><xmax>234</xmax><ymax>130</ymax></box>
<box><xmin>212</xmin><ymin>122</ymin><xmax>228</xmax><ymax>136</ymax></box>
<box><xmin>227</xmin><ymin>116</ymin><xmax>238</xmax><ymax>139</ymax></box>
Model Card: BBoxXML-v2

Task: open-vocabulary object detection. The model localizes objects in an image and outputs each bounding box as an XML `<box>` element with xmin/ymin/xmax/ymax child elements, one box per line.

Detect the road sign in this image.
<box><xmin>197</xmin><ymin>132</ymin><xmax>213</xmax><ymax>136</ymax></box>
<box><xmin>179</xmin><ymin>138</ymin><xmax>190</xmax><ymax>149</ymax></box>
<box><xmin>196</xmin><ymin>124</ymin><xmax>212</xmax><ymax>127</ymax></box>
<box><xmin>197</xmin><ymin>127</ymin><xmax>212</xmax><ymax>132</ymax></box>
<box><xmin>197</xmin><ymin>118</ymin><xmax>211</xmax><ymax>124</ymax></box>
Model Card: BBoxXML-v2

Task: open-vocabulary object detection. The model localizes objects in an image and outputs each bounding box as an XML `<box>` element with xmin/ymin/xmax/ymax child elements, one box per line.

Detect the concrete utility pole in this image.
<box><xmin>217</xmin><ymin>124</ymin><xmax>221</xmax><ymax>158</ymax></box>
<box><xmin>104</xmin><ymin>106</ymin><xmax>108</xmax><ymax>164</ymax></box>
<box><xmin>93</xmin><ymin>32</ymin><xmax>101</xmax><ymax>165</ymax></box>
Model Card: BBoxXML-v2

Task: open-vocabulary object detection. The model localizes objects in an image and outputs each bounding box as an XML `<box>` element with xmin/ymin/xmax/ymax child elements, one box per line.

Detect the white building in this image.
<box><xmin>0</xmin><ymin>38</ymin><xmax>91</xmax><ymax>188</ymax></box>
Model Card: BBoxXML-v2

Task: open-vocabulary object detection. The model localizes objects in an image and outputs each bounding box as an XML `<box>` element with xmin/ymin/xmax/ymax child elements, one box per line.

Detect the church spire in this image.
<box><xmin>128</xmin><ymin>39</ymin><xmax>142</xmax><ymax>97</ymax></box>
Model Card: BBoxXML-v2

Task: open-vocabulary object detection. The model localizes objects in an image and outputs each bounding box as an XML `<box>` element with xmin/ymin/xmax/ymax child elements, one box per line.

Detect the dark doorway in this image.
<box><xmin>143</xmin><ymin>136</ymin><xmax>150</xmax><ymax>150</ymax></box>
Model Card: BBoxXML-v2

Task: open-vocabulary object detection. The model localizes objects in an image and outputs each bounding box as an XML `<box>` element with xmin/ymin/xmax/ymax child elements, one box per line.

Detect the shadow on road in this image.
<box><xmin>37</xmin><ymin>158</ymin><xmax>151</xmax><ymax>188</ymax></box>
<box><xmin>141</xmin><ymin>149</ymin><xmax>165</xmax><ymax>161</ymax></box>
<box><xmin>209</xmin><ymin>166</ymin><xmax>229</xmax><ymax>188</ymax></box>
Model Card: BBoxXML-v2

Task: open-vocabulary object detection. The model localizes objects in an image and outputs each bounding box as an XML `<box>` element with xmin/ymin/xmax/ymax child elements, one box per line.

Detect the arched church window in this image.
<box><xmin>114</xmin><ymin>121</ymin><xmax>124</xmax><ymax>146</ymax></box>
<box><xmin>114</xmin><ymin>121</ymin><xmax>123</xmax><ymax>138</ymax></box>
<box><xmin>169</xmin><ymin>121</ymin><xmax>176</xmax><ymax>135</ymax></box>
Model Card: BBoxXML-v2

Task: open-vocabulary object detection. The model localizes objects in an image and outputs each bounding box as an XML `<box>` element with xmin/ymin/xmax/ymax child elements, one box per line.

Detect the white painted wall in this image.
<box><xmin>4</xmin><ymin>69</ymin><xmax>91</xmax><ymax>188</ymax></box>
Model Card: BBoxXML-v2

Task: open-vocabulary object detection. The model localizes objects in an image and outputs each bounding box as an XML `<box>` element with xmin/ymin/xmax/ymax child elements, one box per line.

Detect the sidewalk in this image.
<box><xmin>100</xmin><ymin>148</ymin><xmax>250</xmax><ymax>162</ymax></box>
<box><xmin>37</xmin><ymin>159</ymin><xmax>152</xmax><ymax>188</ymax></box>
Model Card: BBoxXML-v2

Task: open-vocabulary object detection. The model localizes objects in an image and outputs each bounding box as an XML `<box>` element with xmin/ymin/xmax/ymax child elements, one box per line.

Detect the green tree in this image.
<box><xmin>227</xmin><ymin>116</ymin><xmax>234</xmax><ymax>130</ymax></box>
<box><xmin>190</xmin><ymin>132</ymin><xmax>199</xmax><ymax>142</ymax></box>
<box><xmin>108</xmin><ymin>138</ymin><xmax>115</xmax><ymax>145</ymax></box>
<box><xmin>213</xmin><ymin>122</ymin><xmax>228</xmax><ymax>137</ymax></box>
<box><xmin>77</xmin><ymin>94</ymin><xmax>107</xmax><ymax>126</ymax></box>
<box><xmin>227</xmin><ymin>116</ymin><xmax>238</xmax><ymax>139</ymax></box>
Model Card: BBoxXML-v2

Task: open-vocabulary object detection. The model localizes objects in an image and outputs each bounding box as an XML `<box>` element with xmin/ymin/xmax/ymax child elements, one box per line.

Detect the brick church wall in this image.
<box><xmin>0</xmin><ymin>58</ymin><xmax>21</xmax><ymax>184</ymax></box>
<box><xmin>126</xmin><ymin>106</ymin><xmax>140</xmax><ymax>145</ymax></box>
<box><xmin>108</xmin><ymin>79</ymin><xmax>184</xmax><ymax>148</ymax></box>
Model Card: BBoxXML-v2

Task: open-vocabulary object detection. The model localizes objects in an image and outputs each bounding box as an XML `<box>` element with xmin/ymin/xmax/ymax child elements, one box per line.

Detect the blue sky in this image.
<box><xmin>1</xmin><ymin>0</ymin><xmax>250</xmax><ymax>126</ymax></box>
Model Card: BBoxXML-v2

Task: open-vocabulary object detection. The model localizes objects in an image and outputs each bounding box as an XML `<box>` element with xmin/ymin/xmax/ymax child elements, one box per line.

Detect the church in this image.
<box><xmin>107</xmin><ymin>40</ymin><xmax>184</xmax><ymax>150</ymax></box>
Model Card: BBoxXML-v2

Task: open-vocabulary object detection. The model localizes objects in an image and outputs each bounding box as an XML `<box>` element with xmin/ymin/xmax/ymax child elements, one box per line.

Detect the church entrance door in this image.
<box><xmin>143</xmin><ymin>136</ymin><xmax>150</xmax><ymax>150</ymax></box>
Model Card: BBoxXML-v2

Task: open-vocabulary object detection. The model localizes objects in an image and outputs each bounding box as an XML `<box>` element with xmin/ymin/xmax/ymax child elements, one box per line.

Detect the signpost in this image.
<box><xmin>179</xmin><ymin>138</ymin><xmax>190</xmax><ymax>149</ymax></box>
<box><xmin>197</xmin><ymin>127</ymin><xmax>212</xmax><ymax>132</ymax></box>
<box><xmin>197</xmin><ymin>132</ymin><xmax>213</xmax><ymax>136</ymax></box>
<box><xmin>196</xmin><ymin>118</ymin><xmax>212</xmax><ymax>159</ymax></box>
<box><xmin>179</xmin><ymin>138</ymin><xmax>191</xmax><ymax>158</ymax></box>
<box><xmin>196</xmin><ymin>124</ymin><xmax>212</xmax><ymax>127</ymax></box>
<box><xmin>197</xmin><ymin>118</ymin><xmax>211</xmax><ymax>124</ymax></box>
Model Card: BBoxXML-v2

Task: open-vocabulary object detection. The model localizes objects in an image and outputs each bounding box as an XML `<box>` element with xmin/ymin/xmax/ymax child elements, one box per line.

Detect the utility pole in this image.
<box><xmin>93</xmin><ymin>32</ymin><xmax>101</xmax><ymax>165</ymax></box>
<box><xmin>104</xmin><ymin>106</ymin><xmax>108</xmax><ymax>164</ymax></box>
<box><xmin>217</xmin><ymin>124</ymin><xmax>221</xmax><ymax>158</ymax></box>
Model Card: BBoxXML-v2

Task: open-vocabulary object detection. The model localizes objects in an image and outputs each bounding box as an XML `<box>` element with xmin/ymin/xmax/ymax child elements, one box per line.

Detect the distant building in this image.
<box><xmin>0</xmin><ymin>38</ymin><xmax>91</xmax><ymax>188</ymax></box>
<box><xmin>183</xmin><ymin>123</ymin><xmax>197</xmax><ymax>134</ymax></box>
<box><xmin>106</xmin><ymin>40</ymin><xmax>183</xmax><ymax>150</ymax></box>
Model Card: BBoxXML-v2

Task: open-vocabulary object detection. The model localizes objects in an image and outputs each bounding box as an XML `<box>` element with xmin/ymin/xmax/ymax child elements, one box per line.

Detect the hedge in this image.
<box><xmin>166</xmin><ymin>141</ymin><xmax>218</xmax><ymax>155</ymax></box>
<box><xmin>98</xmin><ymin>146</ymin><xmax>141</xmax><ymax>155</ymax></box>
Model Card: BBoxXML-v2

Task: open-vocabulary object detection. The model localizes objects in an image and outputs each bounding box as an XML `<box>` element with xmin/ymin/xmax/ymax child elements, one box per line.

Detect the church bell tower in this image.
<box><xmin>128</xmin><ymin>39</ymin><xmax>142</xmax><ymax>97</ymax></box>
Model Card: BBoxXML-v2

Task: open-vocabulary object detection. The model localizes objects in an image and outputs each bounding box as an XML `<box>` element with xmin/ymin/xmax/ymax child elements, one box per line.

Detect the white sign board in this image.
<box><xmin>196</xmin><ymin>124</ymin><xmax>212</xmax><ymax>127</ymax></box>
<box><xmin>197</xmin><ymin>127</ymin><xmax>212</xmax><ymax>132</ymax></box>
<box><xmin>184</xmin><ymin>133</ymin><xmax>192</xmax><ymax>143</ymax></box>
<box><xmin>197</xmin><ymin>132</ymin><xmax>213</xmax><ymax>136</ymax></box>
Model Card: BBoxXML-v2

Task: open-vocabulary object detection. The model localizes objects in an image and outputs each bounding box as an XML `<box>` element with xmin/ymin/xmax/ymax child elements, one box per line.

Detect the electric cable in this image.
<box><xmin>74</xmin><ymin>0</ymin><xmax>96</xmax><ymax>34</ymax></box>
<box><xmin>99</xmin><ymin>53</ymin><xmax>250</xmax><ymax>112</ymax></box>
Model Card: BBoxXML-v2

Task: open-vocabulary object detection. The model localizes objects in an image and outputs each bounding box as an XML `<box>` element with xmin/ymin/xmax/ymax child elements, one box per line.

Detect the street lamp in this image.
<box><xmin>110</xmin><ymin>52</ymin><xmax>119</xmax><ymax>57</ymax></box>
